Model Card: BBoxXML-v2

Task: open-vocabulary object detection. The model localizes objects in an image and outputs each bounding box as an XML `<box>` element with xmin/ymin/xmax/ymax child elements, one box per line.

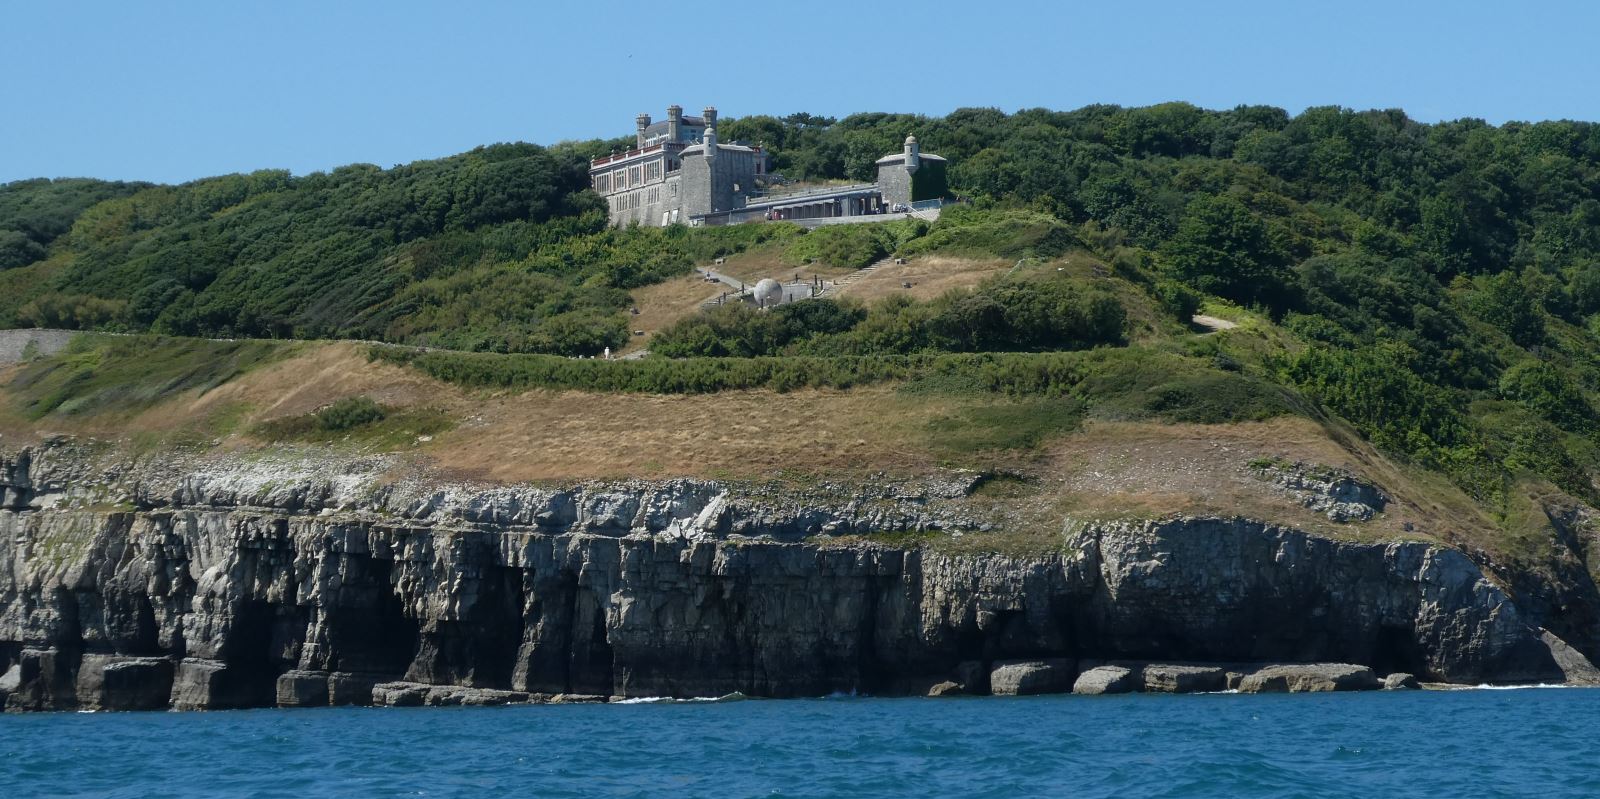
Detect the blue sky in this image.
<box><xmin>3</xmin><ymin>0</ymin><xmax>1595</xmax><ymax>184</ymax></box>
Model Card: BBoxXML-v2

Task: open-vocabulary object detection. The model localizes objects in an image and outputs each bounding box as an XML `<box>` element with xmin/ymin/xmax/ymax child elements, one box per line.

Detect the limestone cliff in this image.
<box><xmin>0</xmin><ymin>441</ymin><xmax>1590</xmax><ymax>711</ymax></box>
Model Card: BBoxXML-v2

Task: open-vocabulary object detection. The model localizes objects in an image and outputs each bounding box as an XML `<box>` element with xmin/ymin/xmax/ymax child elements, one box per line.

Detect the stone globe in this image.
<box><xmin>753</xmin><ymin>278</ymin><xmax>783</xmax><ymax>307</ymax></box>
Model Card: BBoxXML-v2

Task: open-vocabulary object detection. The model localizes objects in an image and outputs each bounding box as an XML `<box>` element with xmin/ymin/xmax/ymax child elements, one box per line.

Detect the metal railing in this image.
<box><xmin>742</xmin><ymin>183</ymin><xmax>879</xmax><ymax>206</ymax></box>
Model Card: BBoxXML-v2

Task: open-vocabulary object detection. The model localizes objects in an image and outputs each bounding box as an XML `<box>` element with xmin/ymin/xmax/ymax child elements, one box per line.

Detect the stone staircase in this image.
<box><xmin>817</xmin><ymin>257</ymin><xmax>896</xmax><ymax>299</ymax></box>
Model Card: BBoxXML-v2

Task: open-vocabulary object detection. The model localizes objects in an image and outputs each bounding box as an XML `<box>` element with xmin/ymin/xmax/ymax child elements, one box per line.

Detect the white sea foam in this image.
<box><xmin>611</xmin><ymin>692</ymin><xmax>747</xmax><ymax>705</ymax></box>
<box><xmin>1467</xmin><ymin>683</ymin><xmax>1581</xmax><ymax>690</ymax></box>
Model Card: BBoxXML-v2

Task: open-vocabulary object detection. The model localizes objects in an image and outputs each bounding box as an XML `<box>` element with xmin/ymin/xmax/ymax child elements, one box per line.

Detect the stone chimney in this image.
<box><xmin>702</xmin><ymin>106</ymin><xmax>718</xmax><ymax>129</ymax></box>
<box><xmin>667</xmin><ymin>104</ymin><xmax>683</xmax><ymax>143</ymax></box>
<box><xmin>635</xmin><ymin>113</ymin><xmax>652</xmax><ymax>148</ymax></box>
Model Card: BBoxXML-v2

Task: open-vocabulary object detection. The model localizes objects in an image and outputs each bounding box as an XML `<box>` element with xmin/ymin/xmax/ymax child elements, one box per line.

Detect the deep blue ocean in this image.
<box><xmin>3</xmin><ymin>688</ymin><xmax>1597</xmax><ymax>798</ymax></box>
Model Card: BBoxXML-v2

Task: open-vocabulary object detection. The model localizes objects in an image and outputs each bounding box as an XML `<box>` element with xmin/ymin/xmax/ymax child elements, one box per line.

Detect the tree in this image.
<box><xmin>1162</xmin><ymin>195</ymin><xmax>1291</xmax><ymax>307</ymax></box>
<box><xmin>0</xmin><ymin>230</ymin><xmax>45</xmax><ymax>269</ymax></box>
<box><xmin>1466</xmin><ymin>271</ymin><xmax>1545</xmax><ymax>347</ymax></box>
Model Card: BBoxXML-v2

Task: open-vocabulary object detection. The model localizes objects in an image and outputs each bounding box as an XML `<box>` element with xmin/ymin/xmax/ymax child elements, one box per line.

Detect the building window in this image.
<box><xmin>630</xmin><ymin>166</ymin><xmax>642</xmax><ymax>186</ymax></box>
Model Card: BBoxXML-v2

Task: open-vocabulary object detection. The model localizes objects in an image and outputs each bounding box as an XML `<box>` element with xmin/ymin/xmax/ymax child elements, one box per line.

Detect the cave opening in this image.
<box><xmin>325</xmin><ymin>557</ymin><xmax>418</xmax><ymax>677</ymax></box>
<box><xmin>568</xmin><ymin>586</ymin><xmax>614</xmax><ymax>696</ymax></box>
<box><xmin>1371</xmin><ymin>624</ymin><xmax>1427</xmax><ymax>678</ymax></box>
<box><xmin>131</xmin><ymin>594</ymin><xmax>160</xmax><ymax>656</ymax></box>
<box><xmin>219</xmin><ymin>600</ymin><xmax>283</xmax><ymax>707</ymax></box>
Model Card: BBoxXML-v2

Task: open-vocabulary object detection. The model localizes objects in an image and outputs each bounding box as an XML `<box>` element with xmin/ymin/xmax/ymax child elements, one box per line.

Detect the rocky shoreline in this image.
<box><xmin>2</xmin><ymin>441</ymin><xmax>1597</xmax><ymax>712</ymax></box>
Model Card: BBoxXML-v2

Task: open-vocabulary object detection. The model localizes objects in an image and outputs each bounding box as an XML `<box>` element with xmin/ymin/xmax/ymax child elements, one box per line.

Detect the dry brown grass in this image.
<box><xmin>424</xmin><ymin>386</ymin><xmax>989</xmax><ymax>482</ymax></box>
<box><xmin>186</xmin><ymin>343</ymin><xmax>449</xmax><ymax>422</ymax></box>
<box><xmin>0</xmin><ymin>339</ymin><xmax>1509</xmax><ymax>554</ymax></box>
<box><xmin>1011</xmin><ymin>416</ymin><xmax>1500</xmax><ymax>544</ymax></box>
<box><xmin>0</xmin><ymin>341</ymin><xmax>1022</xmax><ymax>480</ymax></box>
<box><xmin>621</xmin><ymin>274</ymin><xmax>726</xmax><ymax>354</ymax></box>
<box><xmin>836</xmin><ymin>256</ymin><xmax>1012</xmax><ymax>303</ymax></box>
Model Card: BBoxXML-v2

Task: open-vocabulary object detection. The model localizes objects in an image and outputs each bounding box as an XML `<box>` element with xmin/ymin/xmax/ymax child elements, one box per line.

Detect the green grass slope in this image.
<box><xmin>3</xmin><ymin>102</ymin><xmax>1600</xmax><ymax>541</ymax></box>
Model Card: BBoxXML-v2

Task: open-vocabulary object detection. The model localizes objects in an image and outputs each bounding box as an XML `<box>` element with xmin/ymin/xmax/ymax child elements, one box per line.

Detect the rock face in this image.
<box><xmin>989</xmin><ymin>659</ymin><xmax>1074</xmax><ymax>696</ymax></box>
<box><xmin>1382</xmin><ymin>672</ymin><xmax>1420</xmax><ymax>690</ymax></box>
<box><xmin>1236</xmin><ymin>663</ymin><xmax>1379</xmax><ymax>693</ymax></box>
<box><xmin>77</xmin><ymin>655</ymin><xmax>174</xmax><ymax>711</ymax></box>
<box><xmin>1142</xmin><ymin>665</ymin><xmax>1227</xmax><ymax>694</ymax></box>
<box><xmin>276</xmin><ymin>670</ymin><xmax>330</xmax><ymax>707</ymax></box>
<box><xmin>1254</xmin><ymin>461</ymin><xmax>1389</xmax><ymax>523</ymax></box>
<box><xmin>1072</xmin><ymin>665</ymin><xmax>1138</xmax><ymax>695</ymax></box>
<box><xmin>0</xmin><ymin>442</ymin><xmax>1593</xmax><ymax>711</ymax></box>
<box><xmin>370</xmin><ymin>682</ymin><xmax>529</xmax><ymax>707</ymax></box>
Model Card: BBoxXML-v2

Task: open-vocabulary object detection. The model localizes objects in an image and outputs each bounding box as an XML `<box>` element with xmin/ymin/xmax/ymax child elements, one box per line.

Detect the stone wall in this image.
<box><xmin>609</xmin><ymin>175</ymin><xmax>682</xmax><ymax>227</ymax></box>
<box><xmin>681</xmin><ymin>147</ymin><xmax>762</xmax><ymax>218</ymax></box>
<box><xmin>877</xmin><ymin>162</ymin><xmax>913</xmax><ymax>207</ymax></box>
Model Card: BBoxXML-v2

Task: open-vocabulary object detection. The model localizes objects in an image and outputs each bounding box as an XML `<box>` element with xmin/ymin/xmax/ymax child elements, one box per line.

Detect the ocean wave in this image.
<box><xmin>1465</xmin><ymin>683</ymin><xmax>1583</xmax><ymax>690</ymax></box>
<box><xmin>610</xmin><ymin>692</ymin><xmax>749</xmax><ymax>705</ymax></box>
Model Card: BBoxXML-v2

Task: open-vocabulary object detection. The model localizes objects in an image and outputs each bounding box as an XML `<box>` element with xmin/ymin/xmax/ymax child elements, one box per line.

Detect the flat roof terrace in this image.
<box><xmin>740</xmin><ymin>183</ymin><xmax>880</xmax><ymax>211</ymax></box>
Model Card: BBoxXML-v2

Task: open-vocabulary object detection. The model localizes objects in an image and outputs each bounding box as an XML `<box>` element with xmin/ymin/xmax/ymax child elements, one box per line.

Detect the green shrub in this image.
<box><xmin>1497</xmin><ymin>360</ymin><xmax>1597</xmax><ymax>433</ymax></box>
<box><xmin>923</xmin><ymin>397</ymin><xmax>1087</xmax><ymax>454</ymax></box>
<box><xmin>927</xmin><ymin>279</ymin><xmax>1125</xmax><ymax>352</ymax></box>
<box><xmin>1280</xmin><ymin>343</ymin><xmax>1498</xmax><ymax>496</ymax></box>
<box><xmin>652</xmin><ymin>299</ymin><xmax>865</xmax><ymax>358</ymax></box>
<box><xmin>1465</xmin><ymin>271</ymin><xmax>1545</xmax><ymax>347</ymax></box>
<box><xmin>1152</xmin><ymin>279</ymin><xmax>1201</xmax><ymax>321</ymax></box>
<box><xmin>657</xmin><ymin>274</ymin><xmax>1126</xmax><ymax>359</ymax></box>
<box><xmin>253</xmin><ymin>401</ymin><xmax>453</xmax><ymax>449</ymax></box>
<box><xmin>782</xmin><ymin>219</ymin><xmax>926</xmax><ymax>268</ymax></box>
<box><xmin>899</xmin><ymin>206</ymin><xmax>1080</xmax><ymax>260</ymax></box>
<box><xmin>316</xmin><ymin>396</ymin><xmax>386</xmax><ymax>431</ymax></box>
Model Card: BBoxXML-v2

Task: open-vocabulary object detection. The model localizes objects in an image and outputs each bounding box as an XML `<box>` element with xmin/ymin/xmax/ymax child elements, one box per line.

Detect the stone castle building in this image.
<box><xmin>590</xmin><ymin>105</ymin><xmax>947</xmax><ymax>227</ymax></box>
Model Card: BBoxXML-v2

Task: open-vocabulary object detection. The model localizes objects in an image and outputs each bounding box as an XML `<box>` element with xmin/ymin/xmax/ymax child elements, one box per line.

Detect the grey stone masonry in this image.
<box><xmin>591</xmin><ymin>105</ymin><xmax>946</xmax><ymax>227</ymax></box>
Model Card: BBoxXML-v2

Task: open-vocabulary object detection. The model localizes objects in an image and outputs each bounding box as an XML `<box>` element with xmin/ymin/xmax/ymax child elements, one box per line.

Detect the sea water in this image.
<box><xmin>3</xmin><ymin>688</ymin><xmax>1598</xmax><ymax>798</ymax></box>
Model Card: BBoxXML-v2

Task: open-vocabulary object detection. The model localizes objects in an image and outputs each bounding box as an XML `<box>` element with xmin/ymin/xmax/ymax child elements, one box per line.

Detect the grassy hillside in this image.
<box><xmin>4</xmin><ymin>102</ymin><xmax>1600</xmax><ymax>572</ymax></box>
